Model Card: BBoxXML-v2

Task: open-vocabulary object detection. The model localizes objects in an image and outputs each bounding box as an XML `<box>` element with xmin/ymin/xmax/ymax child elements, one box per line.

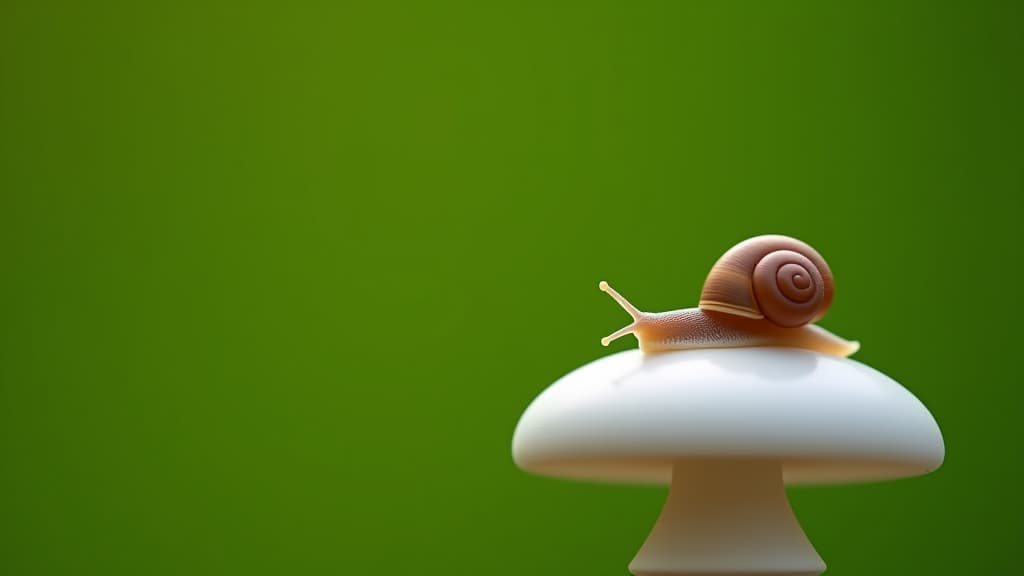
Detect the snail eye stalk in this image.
<box><xmin>599</xmin><ymin>281</ymin><xmax>641</xmax><ymax>346</ymax></box>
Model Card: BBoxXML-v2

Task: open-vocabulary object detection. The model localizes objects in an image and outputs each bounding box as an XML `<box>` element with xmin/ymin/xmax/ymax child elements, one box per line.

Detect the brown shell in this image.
<box><xmin>698</xmin><ymin>235</ymin><xmax>835</xmax><ymax>328</ymax></box>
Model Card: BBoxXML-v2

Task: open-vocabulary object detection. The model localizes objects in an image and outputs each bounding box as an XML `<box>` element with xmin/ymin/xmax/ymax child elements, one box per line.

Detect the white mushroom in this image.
<box><xmin>512</xmin><ymin>348</ymin><xmax>944</xmax><ymax>576</ymax></box>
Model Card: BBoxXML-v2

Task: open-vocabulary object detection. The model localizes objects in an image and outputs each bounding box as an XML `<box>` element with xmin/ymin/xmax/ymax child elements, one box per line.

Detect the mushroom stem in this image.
<box><xmin>630</xmin><ymin>459</ymin><xmax>824</xmax><ymax>576</ymax></box>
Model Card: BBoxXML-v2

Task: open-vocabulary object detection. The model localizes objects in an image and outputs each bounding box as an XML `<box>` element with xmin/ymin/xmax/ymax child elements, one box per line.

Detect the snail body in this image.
<box><xmin>600</xmin><ymin>235</ymin><xmax>859</xmax><ymax>357</ymax></box>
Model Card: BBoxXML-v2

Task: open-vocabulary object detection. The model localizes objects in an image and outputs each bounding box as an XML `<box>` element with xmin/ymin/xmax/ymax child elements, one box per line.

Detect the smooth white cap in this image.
<box><xmin>512</xmin><ymin>348</ymin><xmax>944</xmax><ymax>485</ymax></box>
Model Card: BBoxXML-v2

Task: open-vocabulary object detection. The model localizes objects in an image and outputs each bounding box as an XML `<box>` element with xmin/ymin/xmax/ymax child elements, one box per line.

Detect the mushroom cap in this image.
<box><xmin>512</xmin><ymin>348</ymin><xmax>944</xmax><ymax>485</ymax></box>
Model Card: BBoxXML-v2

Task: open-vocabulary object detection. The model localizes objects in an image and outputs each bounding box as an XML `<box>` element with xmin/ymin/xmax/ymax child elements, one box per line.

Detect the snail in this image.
<box><xmin>600</xmin><ymin>235</ymin><xmax>860</xmax><ymax>357</ymax></box>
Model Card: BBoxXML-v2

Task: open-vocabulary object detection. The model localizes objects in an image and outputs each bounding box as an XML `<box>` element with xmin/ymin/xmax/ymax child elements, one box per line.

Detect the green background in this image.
<box><xmin>2</xmin><ymin>1</ymin><xmax>1020</xmax><ymax>574</ymax></box>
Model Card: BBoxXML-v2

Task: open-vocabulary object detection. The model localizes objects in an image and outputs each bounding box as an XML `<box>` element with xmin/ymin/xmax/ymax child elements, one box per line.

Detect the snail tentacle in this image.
<box><xmin>599</xmin><ymin>281</ymin><xmax>644</xmax><ymax>346</ymax></box>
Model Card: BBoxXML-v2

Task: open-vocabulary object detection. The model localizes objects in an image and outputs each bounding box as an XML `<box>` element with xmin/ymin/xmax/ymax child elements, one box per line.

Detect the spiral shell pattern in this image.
<box><xmin>699</xmin><ymin>235</ymin><xmax>834</xmax><ymax>328</ymax></box>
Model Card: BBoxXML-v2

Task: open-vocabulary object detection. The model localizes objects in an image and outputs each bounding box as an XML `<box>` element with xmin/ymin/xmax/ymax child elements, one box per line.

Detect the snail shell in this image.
<box><xmin>699</xmin><ymin>235</ymin><xmax>834</xmax><ymax>328</ymax></box>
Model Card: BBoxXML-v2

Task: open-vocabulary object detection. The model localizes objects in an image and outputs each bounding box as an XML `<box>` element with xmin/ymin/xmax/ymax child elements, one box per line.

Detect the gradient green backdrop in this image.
<box><xmin>2</xmin><ymin>1</ymin><xmax>1021</xmax><ymax>574</ymax></box>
